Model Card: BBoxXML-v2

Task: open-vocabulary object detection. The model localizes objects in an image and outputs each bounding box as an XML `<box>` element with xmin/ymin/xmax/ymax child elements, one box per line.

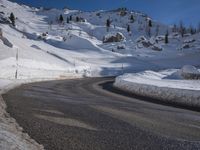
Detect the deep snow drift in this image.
<box><xmin>114</xmin><ymin>66</ymin><xmax>200</xmax><ymax>107</ymax></box>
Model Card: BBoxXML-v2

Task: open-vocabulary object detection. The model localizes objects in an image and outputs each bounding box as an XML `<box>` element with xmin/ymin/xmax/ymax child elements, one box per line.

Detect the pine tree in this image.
<box><xmin>106</xmin><ymin>19</ymin><xmax>111</xmax><ymax>32</ymax></box>
<box><xmin>59</xmin><ymin>14</ymin><xmax>64</xmax><ymax>23</ymax></box>
<box><xmin>9</xmin><ymin>12</ymin><xmax>15</xmax><ymax>26</ymax></box>
<box><xmin>165</xmin><ymin>31</ymin><xmax>169</xmax><ymax>44</ymax></box>
<box><xmin>189</xmin><ymin>25</ymin><xmax>194</xmax><ymax>35</ymax></box>
<box><xmin>127</xmin><ymin>24</ymin><xmax>130</xmax><ymax>32</ymax></box>
<box><xmin>106</xmin><ymin>19</ymin><xmax>111</xmax><ymax>27</ymax></box>
<box><xmin>66</xmin><ymin>17</ymin><xmax>70</xmax><ymax>23</ymax></box>
<box><xmin>76</xmin><ymin>16</ymin><xmax>79</xmax><ymax>22</ymax></box>
<box><xmin>130</xmin><ymin>15</ymin><xmax>134</xmax><ymax>23</ymax></box>
<box><xmin>69</xmin><ymin>15</ymin><xmax>72</xmax><ymax>21</ymax></box>
<box><xmin>148</xmin><ymin>19</ymin><xmax>152</xmax><ymax>27</ymax></box>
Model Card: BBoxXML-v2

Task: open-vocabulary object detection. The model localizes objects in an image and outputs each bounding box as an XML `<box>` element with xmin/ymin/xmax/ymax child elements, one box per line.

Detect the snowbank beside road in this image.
<box><xmin>114</xmin><ymin>69</ymin><xmax>200</xmax><ymax>107</ymax></box>
<box><xmin>0</xmin><ymin>79</ymin><xmax>44</xmax><ymax>150</ymax></box>
<box><xmin>181</xmin><ymin>65</ymin><xmax>200</xmax><ymax>80</ymax></box>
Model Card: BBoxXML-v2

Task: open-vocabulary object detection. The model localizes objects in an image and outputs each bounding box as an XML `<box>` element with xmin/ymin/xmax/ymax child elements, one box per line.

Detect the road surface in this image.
<box><xmin>3</xmin><ymin>78</ymin><xmax>200</xmax><ymax>150</ymax></box>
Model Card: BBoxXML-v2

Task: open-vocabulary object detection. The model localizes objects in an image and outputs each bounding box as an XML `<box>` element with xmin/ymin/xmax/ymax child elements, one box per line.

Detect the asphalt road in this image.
<box><xmin>3</xmin><ymin>77</ymin><xmax>200</xmax><ymax>150</ymax></box>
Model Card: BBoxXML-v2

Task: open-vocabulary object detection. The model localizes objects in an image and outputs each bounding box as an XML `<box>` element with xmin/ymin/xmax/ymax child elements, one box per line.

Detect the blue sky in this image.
<box><xmin>11</xmin><ymin>0</ymin><xmax>200</xmax><ymax>26</ymax></box>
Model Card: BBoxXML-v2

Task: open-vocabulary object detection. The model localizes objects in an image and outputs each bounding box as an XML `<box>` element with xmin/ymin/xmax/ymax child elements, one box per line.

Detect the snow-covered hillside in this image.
<box><xmin>0</xmin><ymin>0</ymin><xmax>200</xmax><ymax>80</ymax></box>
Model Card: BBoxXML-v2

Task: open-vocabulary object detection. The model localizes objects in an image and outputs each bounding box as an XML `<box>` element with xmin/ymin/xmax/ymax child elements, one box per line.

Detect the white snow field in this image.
<box><xmin>114</xmin><ymin>66</ymin><xmax>200</xmax><ymax>107</ymax></box>
<box><xmin>0</xmin><ymin>0</ymin><xmax>200</xmax><ymax>148</ymax></box>
<box><xmin>0</xmin><ymin>0</ymin><xmax>200</xmax><ymax>80</ymax></box>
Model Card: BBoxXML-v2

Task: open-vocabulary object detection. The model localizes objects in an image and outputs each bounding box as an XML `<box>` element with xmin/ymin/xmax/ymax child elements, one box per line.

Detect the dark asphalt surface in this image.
<box><xmin>3</xmin><ymin>77</ymin><xmax>200</xmax><ymax>150</ymax></box>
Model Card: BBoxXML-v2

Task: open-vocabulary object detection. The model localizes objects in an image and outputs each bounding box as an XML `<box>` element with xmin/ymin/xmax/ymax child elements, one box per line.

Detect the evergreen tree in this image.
<box><xmin>106</xmin><ymin>19</ymin><xmax>111</xmax><ymax>27</ymax></box>
<box><xmin>165</xmin><ymin>31</ymin><xmax>169</xmax><ymax>44</ymax></box>
<box><xmin>148</xmin><ymin>19</ymin><xmax>152</xmax><ymax>27</ymax></box>
<box><xmin>9</xmin><ymin>12</ymin><xmax>15</xmax><ymax>26</ymax></box>
<box><xmin>130</xmin><ymin>15</ymin><xmax>135</xmax><ymax>23</ymax></box>
<box><xmin>59</xmin><ymin>14</ymin><xmax>64</xmax><ymax>23</ymax></box>
<box><xmin>76</xmin><ymin>16</ymin><xmax>79</xmax><ymax>22</ymax></box>
<box><xmin>106</xmin><ymin>19</ymin><xmax>111</xmax><ymax>32</ymax></box>
<box><xmin>127</xmin><ymin>24</ymin><xmax>130</xmax><ymax>32</ymax></box>
<box><xmin>69</xmin><ymin>15</ymin><xmax>72</xmax><ymax>21</ymax></box>
<box><xmin>189</xmin><ymin>25</ymin><xmax>195</xmax><ymax>35</ymax></box>
<box><xmin>66</xmin><ymin>17</ymin><xmax>70</xmax><ymax>23</ymax></box>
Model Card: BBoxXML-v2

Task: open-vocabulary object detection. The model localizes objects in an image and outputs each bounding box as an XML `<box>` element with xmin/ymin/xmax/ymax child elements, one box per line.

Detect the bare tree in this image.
<box><xmin>179</xmin><ymin>21</ymin><xmax>185</xmax><ymax>37</ymax></box>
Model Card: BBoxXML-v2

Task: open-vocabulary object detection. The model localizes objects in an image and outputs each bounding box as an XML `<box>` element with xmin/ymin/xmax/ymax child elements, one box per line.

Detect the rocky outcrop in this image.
<box><xmin>103</xmin><ymin>32</ymin><xmax>125</xmax><ymax>43</ymax></box>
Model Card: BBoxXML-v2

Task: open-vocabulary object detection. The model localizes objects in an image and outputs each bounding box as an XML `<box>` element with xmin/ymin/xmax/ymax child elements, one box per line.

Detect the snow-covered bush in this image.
<box><xmin>172</xmin><ymin>33</ymin><xmax>180</xmax><ymax>38</ymax></box>
<box><xmin>182</xmin><ymin>44</ymin><xmax>190</xmax><ymax>49</ymax></box>
<box><xmin>184</xmin><ymin>38</ymin><xmax>195</xmax><ymax>44</ymax></box>
<box><xmin>117</xmin><ymin>44</ymin><xmax>126</xmax><ymax>49</ymax></box>
<box><xmin>103</xmin><ymin>32</ymin><xmax>125</xmax><ymax>43</ymax></box>
<box><xmin>142</xmin><ymin>40</ymin><xmax>152</xmax><ymax>48</ymax></box>
<box><xmin>151</xmin><ymin>44</ymin><xmax>162</xmax><ymax>51</ymax></box>
<box><xmin>37</xmin><ymin>32</ymin><xmax>48</xmax><ymax>41</ymax></box>
<box><xmin>156</xmin><ymin>36</ymin><xmax>165</xmax><ymax>42</ymax></box>
<box><xmin>181</xmin><ymin>65</ymin><xmax>200</xmax><ymax>80</ymax></box>
<box><xmin>136</xmin><ymin>36</ymin><xmax>162</xmax><ymax>51</ymax></box>
<box><xmin>136</xmin><ymin>36</ymin><xmax>146</xmax><ymax>43</ymax></box>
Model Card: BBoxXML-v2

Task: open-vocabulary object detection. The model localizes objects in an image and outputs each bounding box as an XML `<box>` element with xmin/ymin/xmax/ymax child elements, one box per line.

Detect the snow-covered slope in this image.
<box><xmin>0</xmin><ymin>0</ymin><xmax>200</xmax><ymax>80</ymax></box>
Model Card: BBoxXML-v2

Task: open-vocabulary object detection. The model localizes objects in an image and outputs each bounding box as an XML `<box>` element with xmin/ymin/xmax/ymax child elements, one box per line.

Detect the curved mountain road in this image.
<box><xmin>3</xmin><ymin>77</ymin><xmax>200</xmax><ymax>150</ymax></box>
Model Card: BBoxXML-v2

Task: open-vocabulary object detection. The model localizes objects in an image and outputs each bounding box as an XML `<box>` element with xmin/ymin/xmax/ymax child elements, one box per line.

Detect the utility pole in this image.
<box><xmin>15</xmin><ymin>48</ymin><xmax>18</xmax><ymax>79</ymax></box>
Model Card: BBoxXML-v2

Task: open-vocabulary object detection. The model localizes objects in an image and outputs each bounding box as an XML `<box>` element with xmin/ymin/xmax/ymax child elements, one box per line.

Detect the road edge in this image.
<box><xmin>0</xmin><ymin>81</ymin><xmax>44</xmax><ymax>150</ymax></box>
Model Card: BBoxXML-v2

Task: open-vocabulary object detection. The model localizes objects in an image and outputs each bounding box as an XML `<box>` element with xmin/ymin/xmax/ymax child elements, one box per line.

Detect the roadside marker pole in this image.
<box><xmin>15</xmin><ymin>48</ymin><xmax>18</xmax><ymax>79</ymax></box>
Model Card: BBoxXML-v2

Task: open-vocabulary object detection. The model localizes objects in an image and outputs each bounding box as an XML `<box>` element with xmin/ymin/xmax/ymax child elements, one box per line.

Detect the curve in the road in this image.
<box><xmin>3</xmin><ymin>78</ymin><xmax>200</xmax><ymax>150</ymax></box>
